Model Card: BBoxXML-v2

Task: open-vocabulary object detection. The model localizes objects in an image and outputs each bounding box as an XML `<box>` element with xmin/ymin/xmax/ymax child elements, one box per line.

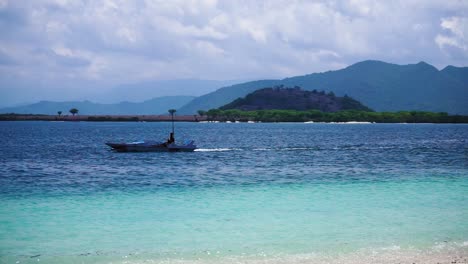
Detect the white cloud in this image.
<box><xmin>238</xmin><ymin>18</ymin><xmax>267</xmax><ymax>43</ymax></box>
<box><xmin>0</xmin><ymin>0</ymin><xmax>467</xmax><ymax>106</ymax></box>
<box><xmin>116</xmin><ymin>27</ymin><xmax>138</xmax><ymax>44</ymax></box>
<box><xmin>193</xmin><ymin>40</ymin><xmax>225</xmax><ymax>57</ymax></box>
<box><xmin>436</xmin><ymin>16</ymin><xmax>467</xmax><ymax>51</ymax></box>
<box><xmin>52</xmin><ymin>45</ymin><xmax>73</xmax><ymax>57</ymax></box>
<box><xmin>0</xmin><ymin>0</ymin><xmax>8</xmax><ymax>9</ymax></box>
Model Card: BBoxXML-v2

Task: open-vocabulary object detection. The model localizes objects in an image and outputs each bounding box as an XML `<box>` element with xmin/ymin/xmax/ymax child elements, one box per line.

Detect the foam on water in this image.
<box><xmin>2</xmin><ymin>244</ymin><xmax>468</xmax><ymax>264</ymax></box>
<box><xmin>194</xmin><ymin>148</ymin><xmax>238</xmax><ymax>152</ymax></box>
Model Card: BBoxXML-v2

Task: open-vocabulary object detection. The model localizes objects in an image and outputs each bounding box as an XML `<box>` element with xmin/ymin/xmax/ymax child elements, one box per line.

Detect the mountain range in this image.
<box><xmin>96</xmin><ymin>79</ymin><xmax>243</xmax><ymax>103</ymax></box>
<box><xmin>2</xmin><ymin>60</ymin><xmax>467</xmax><ymax>115</ymax></box>
<box><xmin>0</xmin><ymin>96</ymin><xmax>194</xmax><ymax>115</ymax></box>
<box><xmin>178</xmin><ymin>61</ymin><xmax>468</xmax><ymax>114</ymax></box>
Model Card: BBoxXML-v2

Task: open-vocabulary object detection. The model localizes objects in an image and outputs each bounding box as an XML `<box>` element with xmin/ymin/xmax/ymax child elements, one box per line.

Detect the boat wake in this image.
<box><xmin>195</xmin><ymin>147</ymin><xmax>318</xmax><ymax>152</ymax></box>
<box><xmin>194</xmin><ymin>148</ymin><xmax>238</xmax><ymax>152</ymax></box>
<box><xmin>194</xmin><ymin>144</ymin><xmax>459</xmax><ymax>153</ymax></box>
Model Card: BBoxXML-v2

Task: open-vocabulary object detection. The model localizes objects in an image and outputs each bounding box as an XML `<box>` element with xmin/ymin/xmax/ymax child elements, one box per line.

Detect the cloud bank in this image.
<box><xmin>0</xmin><ymin>0</ymin><xmax>467</xmax><ymax>106</ymax></box>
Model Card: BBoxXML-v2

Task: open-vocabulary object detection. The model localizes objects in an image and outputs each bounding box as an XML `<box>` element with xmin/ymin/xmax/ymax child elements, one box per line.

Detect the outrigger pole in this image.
<box><xmin>168</xmin><ymin>109</ymin><xmax>176</xmax><ymax>135</ymax></box>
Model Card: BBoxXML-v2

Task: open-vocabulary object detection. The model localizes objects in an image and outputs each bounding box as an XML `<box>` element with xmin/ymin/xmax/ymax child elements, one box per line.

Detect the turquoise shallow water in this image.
<box><xmin>0</xmin><ymin>122</ymin><xmax>467</xmax><ymax>263</ymax></box>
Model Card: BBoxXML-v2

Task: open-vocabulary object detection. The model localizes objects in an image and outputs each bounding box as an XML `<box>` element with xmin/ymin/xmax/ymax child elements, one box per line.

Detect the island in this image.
<box><xmin>204</xmin><ymin>86</ymin><xmax>468</xmax><ymax>123</ymax></box>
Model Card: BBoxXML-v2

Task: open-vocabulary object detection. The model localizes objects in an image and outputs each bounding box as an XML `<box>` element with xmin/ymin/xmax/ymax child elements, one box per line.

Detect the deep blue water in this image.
<box><xmin>0</xmin><ymin>121</ymin><xmax>467</xmax><ymax>263</ymax></box>
<box><xmin>1</xmin><ymin>121</ymin><xmax>466</xmax><ymax>196</ymax></box>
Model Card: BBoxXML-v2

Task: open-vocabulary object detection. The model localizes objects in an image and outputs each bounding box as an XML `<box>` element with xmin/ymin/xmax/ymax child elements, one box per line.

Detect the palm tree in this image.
<box><xmin>168</xmin><ymin>109</ymin><xmax>176</xmax><ymax>134</ymax></box>
<box><xmin>69</xmin><ymin>108</ymin><xmax>79</xmax><ymax>116</ymax></box>
<box><xmin>197</xmin><ymin>110</ymin><xmax>206</xmax><ymax>117</ymax></box>
<box><xmin>57</xmin><ymin>111</ymin><xmax>62</xmax><ymax>117</ymax></box>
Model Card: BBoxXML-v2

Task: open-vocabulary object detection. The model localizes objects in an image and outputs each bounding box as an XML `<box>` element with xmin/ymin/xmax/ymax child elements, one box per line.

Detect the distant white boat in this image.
<box><xmin>304</xmin><ymin>121</ymin><xmax>314</xmax><ymax>123</ymax></box>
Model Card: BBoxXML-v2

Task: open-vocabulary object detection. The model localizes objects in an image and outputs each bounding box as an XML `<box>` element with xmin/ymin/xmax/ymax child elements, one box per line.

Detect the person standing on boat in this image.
<box><xmin>167</xmin><ymin>132</ymin><xmax>175</xmax><ymax>144</ymax></box>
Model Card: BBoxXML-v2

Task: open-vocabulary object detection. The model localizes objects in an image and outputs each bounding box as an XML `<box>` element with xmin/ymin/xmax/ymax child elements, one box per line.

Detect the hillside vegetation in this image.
<box><xmin>220</xmin><ymin>86</ymin><xmax>372</xmax><ymax>112</ymax></box>
<box><xmin>203</xmin><ymin>109</ymin><xmax>468</xmax><ymax>123</ymax></box>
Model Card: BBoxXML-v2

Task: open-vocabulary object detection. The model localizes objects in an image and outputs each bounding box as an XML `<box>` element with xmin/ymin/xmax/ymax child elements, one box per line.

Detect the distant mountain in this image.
<box><xmin>0</xmin><ymin>78</ymin><xmax>245</xmax><ymax>109</ymax></box>
<box><xmin>0</xmin><ymin>96</ymin><xmax>195</xmax><ymax>115</ymax></box>
<box><xmin>96</xmin><ymin>79</ymin><xmax>243</xmax><ymax>103</ymax></box>
<box><xmin>178</xmin><ymin>61</ymin><xmax>468</xmax><ymax>114</ymax></box>
<box><xmin>179</xmin><ymin>80</ymin><xmax>279</xmax><ymax>114</ymax></box>
<box><xmin>220</xmin><ymin>87</ymin><xmax>372</xmax><ymax>112</ymax></box>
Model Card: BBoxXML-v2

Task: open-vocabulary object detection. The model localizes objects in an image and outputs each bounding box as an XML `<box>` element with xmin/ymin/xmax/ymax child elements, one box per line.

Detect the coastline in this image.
<box><xmin>0</xmin><ymin>114</ymin><xmax>203</xmax><ymax>122</ymax></box>
<box><xmin>2</xmin><ymin>245</ymin><xmax>467</xmax><ymax>264</ymax></box>
<box><xmin>1</xmin><ymin>114</ymin><xmax>468</xmax><ymax>124</ymax></box>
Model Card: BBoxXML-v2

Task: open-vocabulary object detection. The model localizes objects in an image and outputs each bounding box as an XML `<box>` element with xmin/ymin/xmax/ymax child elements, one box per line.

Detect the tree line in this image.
<box><xmin>198</xmin><ymin>109</ymin><xmax>468</xmax><ymax>123</ymax></box>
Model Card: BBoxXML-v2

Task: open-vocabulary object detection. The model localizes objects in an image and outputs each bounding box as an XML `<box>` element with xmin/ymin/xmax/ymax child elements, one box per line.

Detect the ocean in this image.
<box><xmin>0</xmin><ymin>121</ymin><xmax>467</xmax><ymax>263</ymax></box>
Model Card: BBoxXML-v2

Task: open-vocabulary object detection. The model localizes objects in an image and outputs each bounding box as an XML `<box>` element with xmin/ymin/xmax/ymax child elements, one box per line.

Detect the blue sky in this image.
<box><xmin>0</xmin><ymin>0</ymin><xmax>467</xmax><ymax>106</ymax></box>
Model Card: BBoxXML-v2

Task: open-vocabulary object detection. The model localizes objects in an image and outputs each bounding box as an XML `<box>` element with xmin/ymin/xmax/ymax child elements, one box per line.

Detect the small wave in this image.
<box><xmin>26</xmin><ymin>245</ymin><xmax>467</xmax><ymax>264</ymax></box>
<box><xmin>283</xmin><ymin>147</ymin><xmax>314</xmax><ymax>151</ymax></box>
<box><xmin>195</xmin><ymin>148</ymin><xmax>237</xmax><ymax>152</ymax></box>
<box><xmin>252</xmin><ymin>147</ymin><xmax>317</xmax><ymax>151</ymax></box>
<box><xmin>253</xmin><ymin>148</ymin><xmax>270</xmax><ymax>151</ymax></box>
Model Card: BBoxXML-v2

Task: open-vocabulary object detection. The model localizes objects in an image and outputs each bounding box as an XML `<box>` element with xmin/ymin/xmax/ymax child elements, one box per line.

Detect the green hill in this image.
<box><xmin>178</xmin><ymin>61</ymin><xmax>468</xmax><ymax>114</ymax></box>
<box><xmin>220</xmin><ymin>87</ymin><xmax>372</xmax><ymax>112</ymax></box>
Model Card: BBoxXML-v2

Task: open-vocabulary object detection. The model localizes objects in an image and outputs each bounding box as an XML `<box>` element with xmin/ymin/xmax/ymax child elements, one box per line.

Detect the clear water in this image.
<box><xmin>0</xmin><ymin>121</ymin><xmax>467</xmax><ymax>263</ymax></box>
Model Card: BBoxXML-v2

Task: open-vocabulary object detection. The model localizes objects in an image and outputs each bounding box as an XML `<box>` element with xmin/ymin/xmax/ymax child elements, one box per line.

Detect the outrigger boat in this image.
<box><xmin>105</xmin><ymin>109</ymin><xmax>197</xmax><ymax>152</ymax></box>
<box><xmin>105</xmin><ymin>139</ymin><xmax>196</xmax><ymax>152</ymax></box>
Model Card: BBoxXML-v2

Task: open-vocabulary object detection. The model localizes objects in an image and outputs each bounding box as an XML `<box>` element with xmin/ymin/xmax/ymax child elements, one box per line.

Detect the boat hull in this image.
<box><xmin>105</xmin><ymin>142</ymin><xmax>196</xmax><ymax>152</ymax></box>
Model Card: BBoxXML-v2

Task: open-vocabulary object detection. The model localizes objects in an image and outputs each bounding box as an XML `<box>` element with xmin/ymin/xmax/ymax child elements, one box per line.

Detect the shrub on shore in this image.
<box><xmin>204</xmin><ymin>109</ymin><xmax>468</xmax><ymax>123</ymax></box>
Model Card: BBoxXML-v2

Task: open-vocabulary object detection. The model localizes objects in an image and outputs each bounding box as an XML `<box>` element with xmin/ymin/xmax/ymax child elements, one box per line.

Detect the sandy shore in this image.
<box><xmin>4</xmin><ymin>246</ymin><xmax>467</xmax><ymax>264</ymax></box>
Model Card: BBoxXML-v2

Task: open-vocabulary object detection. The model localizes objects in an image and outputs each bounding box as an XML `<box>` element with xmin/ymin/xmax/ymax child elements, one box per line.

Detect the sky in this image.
<box><xmin>0</xmin><ymin>0</ymin><xmax>467</xmax><ymax>106</ymax></box>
